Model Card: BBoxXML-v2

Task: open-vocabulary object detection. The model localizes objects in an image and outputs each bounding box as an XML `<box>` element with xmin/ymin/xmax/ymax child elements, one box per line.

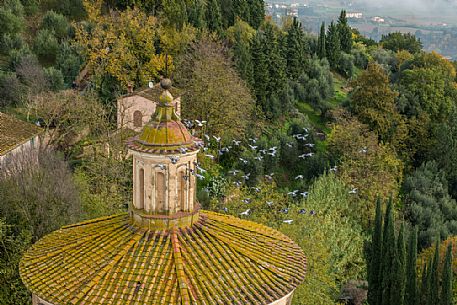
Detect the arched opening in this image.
<box><xmin>156</xmin><ymin>172</ymin><xmax>166</xmax><ymax>212</ymax></box>
<box><xmin>138</xmin><ymin>168</ymin><xmax>145</xmax><ymax>209</ymax></box>
<box><xmin>133</xmin><ymin>110</ymin><xmax>142</xmax><ymax>128</ymax></box>
<box><xmin>177</xmin><ymin>170</ymin><xmax>186</xmax><ymax>211</ymax></box>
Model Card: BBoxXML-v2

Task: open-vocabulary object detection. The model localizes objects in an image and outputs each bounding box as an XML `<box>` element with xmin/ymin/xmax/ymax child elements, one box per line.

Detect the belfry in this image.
<box><xmin>20</xmin><ymin>79</ymin><xmax>306</xmax><ymax>305</ymax></box>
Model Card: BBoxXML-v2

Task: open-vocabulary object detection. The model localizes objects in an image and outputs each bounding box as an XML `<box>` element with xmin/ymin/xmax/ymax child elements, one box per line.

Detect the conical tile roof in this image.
<box><xmin>20</xmin><ymin>211</ymin><xmax>306</xmax><ymax>305</ymax></box>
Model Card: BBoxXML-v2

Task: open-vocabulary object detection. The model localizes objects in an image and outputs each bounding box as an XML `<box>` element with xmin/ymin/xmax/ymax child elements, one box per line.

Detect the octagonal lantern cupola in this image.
<box><xmin>126</xmin><ymin>78</ymin><xmax>202</xmax><ymax>230</ymax></box>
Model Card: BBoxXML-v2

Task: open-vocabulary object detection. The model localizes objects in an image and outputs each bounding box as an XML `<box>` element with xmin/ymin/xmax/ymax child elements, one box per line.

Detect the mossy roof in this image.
<box><xmin>0</xmin><ymin>112</ymin><xmax>42</xmax><ymax>156</ymax></box>
<box><xmin>20</xmin><ymin>211</ymin><xmax>306</xmax><ymax>305</ymax></box>
<box><xmin>127</xmin><ymin>101</ymin><xmax>201</xmax><ymax>155</ymax></box>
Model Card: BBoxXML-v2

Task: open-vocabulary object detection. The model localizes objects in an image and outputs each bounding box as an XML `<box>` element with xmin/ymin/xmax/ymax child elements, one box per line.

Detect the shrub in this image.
<box><xmin>33</xmin><ymin>29</ymin><xmax>58</xmax><ymax>62</ymax></box>
<box><xmin>41</xmin><ymin>10</ymin><xmax>70</xmax><ymax>40</ymax></box>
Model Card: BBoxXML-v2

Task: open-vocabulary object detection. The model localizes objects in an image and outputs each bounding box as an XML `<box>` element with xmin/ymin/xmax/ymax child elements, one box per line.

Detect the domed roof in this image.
<box><xmin>127</xmin><ymin>79</ymin><xmax>201</xmax><ymax>155</ymax></box>
<box><xmin>20</xmin><ymin>211</ymin><xmax>306</xmax><ymax>305</ymax></box>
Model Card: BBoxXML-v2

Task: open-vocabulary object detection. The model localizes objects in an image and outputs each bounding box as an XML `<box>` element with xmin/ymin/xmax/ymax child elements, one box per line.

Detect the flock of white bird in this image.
<box><xmin>176</xmin><ymin>119</ymin><xmax>359</xmax><ymax>224</ymax></box>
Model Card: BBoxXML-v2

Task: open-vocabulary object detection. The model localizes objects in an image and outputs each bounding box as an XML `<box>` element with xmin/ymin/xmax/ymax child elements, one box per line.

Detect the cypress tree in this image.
<box><xmin>233</xmin><ymin>0</ymin><xmax>250</xmax><ymax>25</ymax></box>
<box><xmin>285</xmin><ymin>17</ymin><xmax>305</xmax><ymax>79</ymax></box>
<box><xmin>421</xmin><ymin>262</ymin><xmax>429</xmax><ymax>305</ymax></box>
<box><xmin>187</xmin><ymin>0</ymin><xmax>205</xmax><ymax>29</ymax></box>
<box><xmin>317</xmin><ymin>22</ymin><xmax>326</xmax><ymax>59</ymax></box>
<box><xmin>431</xmin><ymin>241</ymin><xmax>440</xmax><ymax>305</ymax></box>
<box><xmin>251</xmin><ymin>31</ymin><xmax>269</xmax><ymax>110</ymax></box>
<box><xmin>337</xmin><ymin>9</ymin><xmax>352</xmax><ymax>53</ymax></box>
<box><xmin>325</xmin><ymin>21</ymin><xmax>340</xmax><ymax>68</ymax></box>
<box><xmin>391</xmin><ymin>223</ymin><xmax>406</xmax><ymax>305</ymax></box>
<box><xmin>405</xmin><ymin>227</ymin><xmax>418</xmax><ymax>305</ymax></box>
<box><xmin>262</xmin><ymin>23</ymin><xmax>286</xmax><ymax>118</ymax></box>
<box><xmin>441</xmin><ymin>243</ymin><xmax>453</xmax><ymax>305</ymax></box>
<box><xmin>368</xmin><ymin>198</ymin><xmax>383</xmax><ymax>305</ymax></box>
<box><xmin>233</xmin><ymin>27</ymin><xmax>254</xmax><ymax>87</ymax></box>
<box><xmin>206</xmin><ymin>0</ymin><xmax>222</xmax><ymax>33</ymax></box>
<box><xmin>248</xmin><ymin>0</ymin><xmax>265</xmax><ymax>29</ymax></box>
<box><xmin>381</xmin><ymin>199</ymin><xmax>396</xmax><ymax>305</ymax></box>
<box><xmin>426</xmin><ymin>259</ymin><xmax>434</xmax><ymax>305</ymax></box>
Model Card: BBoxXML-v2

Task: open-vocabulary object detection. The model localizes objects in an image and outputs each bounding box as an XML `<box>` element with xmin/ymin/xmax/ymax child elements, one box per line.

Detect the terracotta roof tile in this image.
<box><xmin>20</xmin><ymin>211</ymin><xmax>306</xmax><ymax>305</ymax></box>
<box><xmin>0</xmin><ymin>112</ymin><xmax>42</xmax><ymax>156</ymax></box>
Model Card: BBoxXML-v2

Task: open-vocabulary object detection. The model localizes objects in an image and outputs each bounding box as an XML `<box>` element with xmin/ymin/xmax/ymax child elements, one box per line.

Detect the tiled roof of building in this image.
<box><xmin>20</xmin><ymin>211</ymin><xmax>306</xmax><ymax>305</ymax></box>
<box><xmin>0</xmin><ymin>112</ymin><xmax>42</xmax><ymax>156</ymax></box>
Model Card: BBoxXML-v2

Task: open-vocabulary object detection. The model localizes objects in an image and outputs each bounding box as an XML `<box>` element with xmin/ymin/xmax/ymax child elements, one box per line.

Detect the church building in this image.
<box><xmin>20</xmin><ymin>79</ymin><xmax>306</xmax><ymax>305</ymax></box>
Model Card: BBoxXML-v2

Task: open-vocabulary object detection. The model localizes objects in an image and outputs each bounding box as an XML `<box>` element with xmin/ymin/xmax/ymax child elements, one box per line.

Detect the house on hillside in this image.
<box><xmin>0</xmin><ymin>112</ymin><xmax>42</xmax><ymax>165</ymax></box>
<box><xmin>117</xmin><ymin>83</ymin><xmax>181</xmax><ymax>132</ymax></box>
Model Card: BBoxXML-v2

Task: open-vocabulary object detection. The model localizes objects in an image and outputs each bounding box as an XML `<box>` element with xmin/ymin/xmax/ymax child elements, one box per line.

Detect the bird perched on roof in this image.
<box><xmin>169</xmin><ymin>156</ymin><xmax>180</xmax><ymax>164</ymax></box>
<box><xmin>179</xmin><ymin>147</ymin><xmax>188</xmax><ymax>154</ymax></box>
<box><xmin>157</xmin><ymin>164</ymin><xmax>166</xmax><ymax>170</ymax></box>
<box><xmin>240</xmin><ymin>209</ymin><xmax>251</xmax><ymax>216</ymax></box>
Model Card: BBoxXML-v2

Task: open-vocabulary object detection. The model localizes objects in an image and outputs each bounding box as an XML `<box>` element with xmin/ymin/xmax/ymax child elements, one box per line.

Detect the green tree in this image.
<box><xmin>228</xmin><ymin>18</ymin><xmax>255</xmax><ymax>86</ymax></box>
<box><xmin>403</xmin><ymin>161</ymin><xmax>457</xmax><ymax>250</ymax></box>
<box><xmin>381</xmin><ymin>199</ymin><xmax>396</xmax><ymax>305</ymax></box>
<box><xmin>205</xmin><ymin>0</ymin><xmax>222</xmax><ymax>33</ymax></box>
<box><xmin>251</xmin><ymin>30</ymin><xmax>269</xmax><ymax>108</ymax></box>
<box><xmin>325</xmin><ymin>21</ymin><xmax>340</xmax><ymax>68</ymax></box>
<box><xmin>317</xmin><ymin>22</ymin><xmax>326</xmax><ymax>59</ymax></box>
<box><xmin>349</xmin><ymin>62</ymin><xmax>407</xmax><ymax>150</ymax></box>
<box><xmin>248</xmin><ymin>0</ymin><xmax>264</xmax><ymax>29</ymax></box>
<box><xmin>175</xmin><ymin>36</ymin><xmax>255</xmax><ymax>139</ymax></box>
<box><xmin>40</xmin><ymin>10</ymin><xmax>70</xmax><ymax>40</ymax></box>
<box><xmin>337</xmin><ymin>10</ymin><xmax>352</xmax><ymax>53</ymax></box>
<box><xmin>367</xmin><ymin>198</ymin><xmax>383</xmax><ymax>305</ymax></box>
<box><xmin>441</xmin><ymin>243</ymin><xmax>453</xmax><ymax>305</ymax></box>
<box><xmin>285</xmin><ymin>17</ymin><xmax>305</xmax><ymax>79</ymax></box>
<box><xmin>431</xmin><ymin>241</ymin><xmax>440</xmax><ymax>305</ymax></box>
<box><xmin>380</xmin><ymin>32</ymin><xmax>422</xmax><ymax>54</ymax></box>
<box><xmin>391</xmin><ymin>223</ymin><xmax>406</xmax><ymax>305</ymax></box>
<box><xmin>187</xmin><ymin>0</ymin><xmax>205</xmax><ymax>28</ymax></box>
<box><xmin>405</xmin><ymin>227</ymin><xmax>418</xmax><ymax>305</ymax></box>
